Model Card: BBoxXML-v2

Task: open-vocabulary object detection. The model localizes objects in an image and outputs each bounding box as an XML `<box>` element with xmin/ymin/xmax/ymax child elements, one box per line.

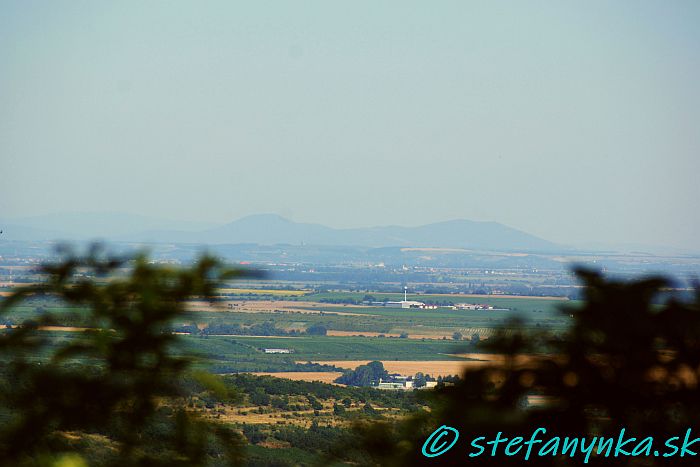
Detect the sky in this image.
<box><xmin>1</xmin><ymin>1</ymin><xmax>699</xmax><ymax>250</ymax></box>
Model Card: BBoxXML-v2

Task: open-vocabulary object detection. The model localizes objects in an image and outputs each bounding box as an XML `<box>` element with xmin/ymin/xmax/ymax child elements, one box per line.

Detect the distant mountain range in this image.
<box><xmin>1</xmin><ymin>212</ymin><xmax>561</xmax><ymax>252</ymax></box>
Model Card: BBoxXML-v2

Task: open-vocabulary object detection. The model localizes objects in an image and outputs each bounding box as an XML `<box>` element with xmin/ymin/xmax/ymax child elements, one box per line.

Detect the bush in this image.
<box><xmin>306</xmin><ymin>323</ymin><xmax>328</xmax><ymax>336</ymax></box>
<box><xmin>0</xmin><ymin>247</ymin><xmax>258</xmax><ymax>465</ymax></box>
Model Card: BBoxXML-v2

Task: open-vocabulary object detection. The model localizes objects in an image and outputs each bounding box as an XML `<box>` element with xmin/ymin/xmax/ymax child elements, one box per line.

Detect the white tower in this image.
<box><xmin>404</xmin><ymin>286</ymin><xmax>407</xmax><ymax>302</ymax></box>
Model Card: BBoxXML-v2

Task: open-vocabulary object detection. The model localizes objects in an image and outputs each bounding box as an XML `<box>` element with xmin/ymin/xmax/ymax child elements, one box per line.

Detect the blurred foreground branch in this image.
<box><xmin>0</xmin><ymin>246</ymin><xmax>258</xmax><ymax>466</ymax></box>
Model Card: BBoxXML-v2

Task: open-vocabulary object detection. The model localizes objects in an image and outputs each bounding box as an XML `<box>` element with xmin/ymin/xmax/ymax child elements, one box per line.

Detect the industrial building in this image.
<box><xmin>377</xmin><ymin>378</ymin><xmax>414</xmax><ymax>390</ymax></box>
<box><xmin>384</xmin><ymin>287</ymin><xmax>436</xmax><ymax>309</ymax></box>
<box><xmin>385</xmin><ymin>300</ymin><xmax>428</xmax><ymax>309</ymax></box>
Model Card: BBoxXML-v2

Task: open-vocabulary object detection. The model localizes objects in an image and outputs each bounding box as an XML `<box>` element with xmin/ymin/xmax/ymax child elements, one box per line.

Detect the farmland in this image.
<box><xmin>309</xmin><ymin>360</ymin><xmax>486</xmax><ymax>377</ymax></box>
<box><xmin>216</xmin><ymin>288</ymin><xmax>309</xmax><ymax>296</ymax></box>
<box><xmin>0</xmin><ymin>256</ymin><xmax>578</xmax><ymax>380</ymax></box>
<box><xmin>180</xmin><ymin>334</ymin><xmax>476</xmax><ymax>373</ymax></box>
<box><xmin>304</xmin><ymin>291</ymin><xmax>571</xmax><ymax>308</ymax></box>
<box><xmin>249</xmin><ymin>371</ymin><xmax>345</xmax><ymax>384</ymax></box>
<box><xmin>2</xmin><ymin>244</ymin><xmax>697</xmax><ymax>467</ymax></box>
<box><xmin>178</xmin><ymin>298</ymin><xmax>573</xmax><ymax>338</ymax></box>
<box><xmin>0</xmin><ymin>290</ymin><xmax>573</xmax><ymax>375</ymax></box>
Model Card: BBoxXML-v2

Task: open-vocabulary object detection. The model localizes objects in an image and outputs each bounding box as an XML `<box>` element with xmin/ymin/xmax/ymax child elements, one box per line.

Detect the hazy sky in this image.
<box><xmin>2</xmin><ymin>1</ymin><xmax>699</xmax><ymax>249</ymax></box>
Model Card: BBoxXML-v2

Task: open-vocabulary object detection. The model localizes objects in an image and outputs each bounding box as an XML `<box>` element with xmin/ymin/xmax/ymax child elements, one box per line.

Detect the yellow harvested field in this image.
<box><xmin>216</xmin><ymin>288</ymin><xmax>308</xmax><ymax>296</ymax></box>
<box><xmin>186</xmin><ymin>300</ymin><xmax>370</xmax><ymax>316</ymax></box>
<box><xmin>248</xmin><ymin>372</ymin><xmax>345</xmax><ymax>384</ymax></box>
<box><xmin>306</xmin><ymin>360</ymin><xmax>482</xmax><ymax>377</ymax></box>
<box><xmin>39</xmin><ymin>326</ymin><xmax>95</xmax><ymax>332</ymax></box>
<box><xmin>305</xmin><ymin>355</ymin><xmax>549</xmax><ymax>377</ymax></box>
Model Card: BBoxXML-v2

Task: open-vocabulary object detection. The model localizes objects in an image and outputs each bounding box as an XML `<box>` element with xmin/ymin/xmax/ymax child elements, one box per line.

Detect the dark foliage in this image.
<box><xmin>0</xmin><ymin>246</ymin><xmax>259</xmax><ymax>466</ymax></box>
<box><xmin>225</xmin><ymin>373</ymin><xmax>420</xmax><ymax>411</ymax></box>
<box><xmin>335</xmin><ymin>361</ymin><xmax>389</xmax><ymax>387</ymax></box>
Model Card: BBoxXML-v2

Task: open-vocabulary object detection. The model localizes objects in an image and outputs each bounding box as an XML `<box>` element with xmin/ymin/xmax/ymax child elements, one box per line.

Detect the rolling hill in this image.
<box><xmin>1</xmin><ymin>213</ymin><xmax>560</xmax><ymax>252</ymax></box>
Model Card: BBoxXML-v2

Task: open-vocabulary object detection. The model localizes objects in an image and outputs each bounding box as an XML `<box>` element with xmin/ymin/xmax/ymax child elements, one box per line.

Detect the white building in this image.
<box><xmin>377</xmin><ymin>379</ymin><xmax>414</xmax><ymax>390</ymax></box>
<box><xmin>454</xmin><ymin>303</ymin><xmax>494</xmax><ymax>310</ymax></box>
<box><xmin>384</xmin><ymin>287</ymin><xmax>435</xmax><ymax>309</ymax></box>
<box><xmin>386</xmin><ymin>300</ymin><xmax>427</xmax><ymax>309</ymax></box>
<box><xmin>263</xmin><ymin>348</ymin><xmax>292</xmax><ymax>354</ymax></box>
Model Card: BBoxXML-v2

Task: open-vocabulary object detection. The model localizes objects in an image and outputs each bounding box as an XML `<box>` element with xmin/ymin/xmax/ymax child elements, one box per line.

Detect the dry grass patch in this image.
<box><xmin>216</xmin><ymin>288</ymin><xmax>308</xmax><ymax>296</ymax></box>
<box><xmin>247</xmin><ymin>372</ymin><xmax>345</xmax><ymax>384</ymax></box>
<box><xmin>186</xmin><ymin>300</ymin><xmax>369</xmax><ymax>316</ymax></box>
<box><xmin>307</xmin><ymin>360</ymin><xmax>474</xmax><ymax>377</ymax></box>
<box><xmin>308</xmin><ymin>356</ymin><xmax>552</xmax><ymax>378</ymax></box>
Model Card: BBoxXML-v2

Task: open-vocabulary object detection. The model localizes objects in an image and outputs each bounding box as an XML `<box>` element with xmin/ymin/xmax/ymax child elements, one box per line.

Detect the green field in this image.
<box><xmin>180</xmin><ymin>334</ymin><xmax>474</xmax><ymax>371</ymax></box>
<box><xmin>182</xmin><ymin>299</ymin><xmax>573</xmax><ymax>337</ymax></box>
<box><xmin>2</xmin><ymin>293</ymin><xmax>572</xmax><ymax>374</ymax></box>
<box><xmin>305</xmin><ymin>291</ymin><xmax>574</xmax><ymax>311</ymax></box>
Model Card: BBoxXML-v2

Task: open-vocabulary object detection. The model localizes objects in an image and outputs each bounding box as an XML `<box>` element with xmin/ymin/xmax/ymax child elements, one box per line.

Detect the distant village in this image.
<box><xmin>367</xmin><ymin>288</ymin><xmax>498</xmax><ymax>310</ymax></box>
<box><xmin>375</xmin><ymin>300</ymin><xmax>495</xmax><ymax>311</ymax></box>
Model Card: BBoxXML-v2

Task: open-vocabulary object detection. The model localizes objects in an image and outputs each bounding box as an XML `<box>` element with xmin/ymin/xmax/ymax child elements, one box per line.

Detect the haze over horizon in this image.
<box><xmin>3</xmin><ymin>210</ymin><xmax>695</xmax><ymax>254</ymax></box>
<box><xmin>2</xmin><ymin>2</ymin><xmax>699</xmax><ymax>250</ymax></box>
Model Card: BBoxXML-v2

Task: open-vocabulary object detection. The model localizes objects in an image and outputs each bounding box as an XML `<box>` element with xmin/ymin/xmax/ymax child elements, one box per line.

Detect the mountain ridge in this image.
<box><xmin>1</xmin><ymin>212</ymin><xmax>561</xmax><ymax>252</ymax></box>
